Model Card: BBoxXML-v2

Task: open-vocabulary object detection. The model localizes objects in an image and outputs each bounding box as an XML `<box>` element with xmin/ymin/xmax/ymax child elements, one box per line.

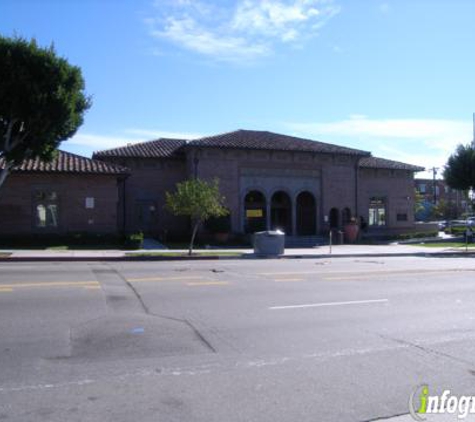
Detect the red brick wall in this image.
<box><xmin>0</xmin><ymin>173</ymin><xmax>120</xmax><ymax>235</ymax></box>
<box><xmin>97</xmin><ymin>149</ymin><xmax>419</xmax><ymax>238</ymax></box>
<box><xmin>109</xmin><ymin>157</ymin><xmax>188</xmax><ymax>238</ymax></box>
<box><xmin>358</xmin><ymin>168</ymin><xmax>415</xmax><ymax>232</ymax></box>
<box><xmin>192</xmin><ymin>147</ymin><xmax>360</xmax><ymax>234</ymax></box>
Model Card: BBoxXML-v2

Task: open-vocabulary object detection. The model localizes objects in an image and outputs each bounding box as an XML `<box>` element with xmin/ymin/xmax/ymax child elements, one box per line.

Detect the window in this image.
<box><xmin>35</xmin><ymin>191</ymin><xmax>58</xmax><ymax>228</ymax></box>
<box><xmin>85</xmin><ymin>197</ymin><xmax>95</xmax><ymax>209</ymax></box>
<box><xmin>369</xmin><ymin>197</ymin><xmax>386</xmax><ymax>226</ymax></box>
<box><xmin>36</xmin><ymin>191</ymin><xmax>57</xmax><ymax>201</ymax></box>
<box><xmin>418</xmin><ymin>184</ymin><xmax>426</xmax><ymax>193</ymax></box>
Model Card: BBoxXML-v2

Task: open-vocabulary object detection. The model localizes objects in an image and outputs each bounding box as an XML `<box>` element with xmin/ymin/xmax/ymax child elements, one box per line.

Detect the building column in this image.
<box><xmin>266</xmin><ymin>201</ymin><xmax>271</xmax><ymax>230</ymax></box>
<box><xmin>240</xmin><ymin>196</ymin><xmax>245</xmax><ymax>233</ymax></box>
<box><xmin>292</xmin><ymin>199</ymin><xmax>297</xmax><ymax>236</ymax></box>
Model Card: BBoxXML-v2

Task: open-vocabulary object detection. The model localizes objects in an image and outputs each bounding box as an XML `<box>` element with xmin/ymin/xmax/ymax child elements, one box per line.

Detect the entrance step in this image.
<box><xmin>285</xmin><ymin>235</ymin><xmax>326</xmax><ymax>248</ymax></box>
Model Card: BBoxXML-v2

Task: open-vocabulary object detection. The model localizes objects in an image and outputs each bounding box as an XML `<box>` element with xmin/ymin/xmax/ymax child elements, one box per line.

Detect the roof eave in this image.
<box><xmin>184</xmin><ymin>143</ymin><xmax>371</xmax><ymax>157</ymax></box>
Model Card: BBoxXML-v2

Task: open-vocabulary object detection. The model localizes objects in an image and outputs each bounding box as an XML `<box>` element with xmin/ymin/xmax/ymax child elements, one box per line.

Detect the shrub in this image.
<box><xmin>124</xmin><ymin>232</ymin><xmax>144</xmax><ymax>249</ymax></box>
<box><xmin>395</xmin><ymin>230</ymin><xmax>439</xmax><ymax>240</ymax></box>
<box><xmin>0</xmin><ymin>233</ymin><xmax>122</xmax><ymax>248</ymax></box>
<box><xmin>204</xmin><ymin>214</ymin><xmax>231</xmax><ymax>233</ymax></box>
<box><xmin>360</xmin><ymin>230</ymin><xmax>439</xmax><ymax>242</ymax></box>
<box><xmin>444</xmin><ymin>226</ymin><xmax>466</xmax><ymax>235</ymax></box>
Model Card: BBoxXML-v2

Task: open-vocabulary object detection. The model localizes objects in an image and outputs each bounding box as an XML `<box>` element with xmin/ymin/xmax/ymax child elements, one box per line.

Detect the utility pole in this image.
<box><xmin>428</xmin><ymin>167</ymin><xmax>439</xmax><ymax>204</ymax></box>
<box><xmin>473</xmin><ymin>112</ymin><xmax>475</xmax><ymax>147</ymax></box>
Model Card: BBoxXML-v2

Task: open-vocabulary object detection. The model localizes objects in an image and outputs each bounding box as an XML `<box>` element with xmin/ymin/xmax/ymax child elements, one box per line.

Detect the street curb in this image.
<box><xmin>1</xmin><ymin>251</ymin><xmax>475</xmax><ymax>262</ymax></box>
<box><xmin>0</xmin><ymin>255</ymin><xmax>239</xmax><ymax>262</ymax></box>
<box><xmin>281</xmin><ymin>251</ymin><xmax>475</xmax><ymax>259</ymax></box>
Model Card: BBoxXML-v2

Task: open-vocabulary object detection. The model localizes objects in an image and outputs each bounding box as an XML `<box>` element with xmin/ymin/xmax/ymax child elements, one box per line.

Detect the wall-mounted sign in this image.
<box><xmin>246</xmin><ymin>209</ymin><xmax>263</xmax><ymax>218</ymax></box>
<box><xmin>85</xmin><ymin>197</ymin><xmax>95</xmax><ymax>209</ymax></box>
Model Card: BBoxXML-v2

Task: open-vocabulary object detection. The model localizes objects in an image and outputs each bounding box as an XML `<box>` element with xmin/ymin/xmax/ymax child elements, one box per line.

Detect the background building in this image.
<box><xmin>414</xmin><ymin>178</ymin><xmax>468</xmax><ymax>220</ymax></box>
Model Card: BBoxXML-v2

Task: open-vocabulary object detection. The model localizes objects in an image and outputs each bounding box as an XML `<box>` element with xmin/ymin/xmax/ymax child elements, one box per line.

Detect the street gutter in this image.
<box><xmin>2</xmin><ymin>251</ymin><xmax>475</xmax><ymax>262</ymax></box>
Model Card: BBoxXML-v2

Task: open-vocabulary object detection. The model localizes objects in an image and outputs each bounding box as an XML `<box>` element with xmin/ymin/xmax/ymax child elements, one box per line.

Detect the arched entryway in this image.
<box><xmin>341</xmin><ymin>207</ymin><xmax>351</xmax><ymax>226</ymax></box>
<box><xmin>271</xmin><ymin>191</ymin><xmax>292</xmax><ymax>234</ymax></box>
<box><xmin>244</xmin><ymin>190</ymin><xmax>267</xmax><ymax>233</ymax></box>
<box><xmin>296</xmin><ymin>191</ymin><xmax>316</xmax><ymax>235</ymax></box>
<box><xmin>329</xmin><ymin>207</ymin><xmax>339</xmax><ymax>229</ymax></box>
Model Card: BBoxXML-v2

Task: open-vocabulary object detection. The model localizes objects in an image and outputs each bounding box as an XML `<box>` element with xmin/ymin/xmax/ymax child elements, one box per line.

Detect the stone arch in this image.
<box><xmin>244</xmin><ymin>190</ymin><xmax>267</xmax><ymax>233</ymax></box>
<box><xmin>296</xmin><ymin>191</ymin><xmax>316</xmax><ymax>235</ymax></box>
<box><xmin>329</xmin><ymin>207</ymin><xmax>339</xmax><ymax>229</ymax></box>
<box><xmin>271</xmin><ymin>191</ymin><xmax>292</xmax><ymax>234</ymax></box>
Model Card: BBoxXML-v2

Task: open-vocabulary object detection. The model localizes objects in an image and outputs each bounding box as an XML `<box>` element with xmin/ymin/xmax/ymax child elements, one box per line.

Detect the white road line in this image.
<box><xmin>269</xmin><ymin>298</ymin><xmax>389</xmax><ymax>310</ymax></box>
<box><xmin>186</xmin><ymin>281</ymin><xmax>229</xmax><ymax>286</ymax></box>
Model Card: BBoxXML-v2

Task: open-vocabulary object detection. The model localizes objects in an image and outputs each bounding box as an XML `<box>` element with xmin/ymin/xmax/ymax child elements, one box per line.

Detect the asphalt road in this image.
<box><xmin>1</xmin><ymin>257</ymin><xmax>475</xmax><ymax>421</ymax></box>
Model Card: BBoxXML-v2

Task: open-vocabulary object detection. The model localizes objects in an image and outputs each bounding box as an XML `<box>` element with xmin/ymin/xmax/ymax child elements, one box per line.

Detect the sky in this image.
<box><xmin>2</xmin><ymin>0</ymin><xmax>475</xmax><ymax>178</ymax></box>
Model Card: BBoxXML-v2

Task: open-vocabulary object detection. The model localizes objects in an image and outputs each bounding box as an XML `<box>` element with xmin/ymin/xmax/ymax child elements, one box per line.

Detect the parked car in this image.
<box><xmin>467</xmin><ymin>217</ymin><xmax>475</xmax><ymax>227</ymax></box>
<box><xmin>437</xmin><ymin>220</ymin><xmax>448</xmax><ymax>230</ymax></box>
<box><xmin>449</xmin><ymin>219</ymin><xmax>467</xmax><ymax>227</ymax></box>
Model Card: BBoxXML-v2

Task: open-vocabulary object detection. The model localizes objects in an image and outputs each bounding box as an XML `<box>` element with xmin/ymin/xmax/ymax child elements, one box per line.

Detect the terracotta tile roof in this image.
<box><xmin>93</xmin><ymin>138</ymin><xmax>187</xmax><ymax>159</ymax></box>
<box><xmin>359</xmin><ymin>156</ymin><xmax>424</xmax><ymax>172</ymax></box>
<box><xmin>0</xmin><ymin>150</ymin><xmax>128</xmax><ymax>175</ymax></box>
<box><xmin>188</xmin><ymin>130</ymin><xmax>371</xmax><ymax>156</ymax></box>
<box><xmin>93</xmin><ymin>130</ymin><xmax>371</xmax><ymax>158</ymax></box>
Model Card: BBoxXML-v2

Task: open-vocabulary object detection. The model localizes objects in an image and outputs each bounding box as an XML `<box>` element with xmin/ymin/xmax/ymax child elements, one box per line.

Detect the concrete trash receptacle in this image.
<box><xmin>253</xmin><ymin>230</ymin><xmax>285</xmax><ymax>256</ymax></box>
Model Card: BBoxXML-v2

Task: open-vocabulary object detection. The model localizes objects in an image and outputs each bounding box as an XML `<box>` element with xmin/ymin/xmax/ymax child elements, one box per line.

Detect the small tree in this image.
<box><xmin>165</xmin><ymin>178</ymin><xmax>229</xmax><ymax>255</ymax></box>
<box><xmin>0</xmin><ymin>35</ymin><xmax>91</xmax><ymax>189</ymax></box>
<box><xmin>431</xmin><ymin>199</ymin><xmax>448</xmax><ymax>220</ymax></box>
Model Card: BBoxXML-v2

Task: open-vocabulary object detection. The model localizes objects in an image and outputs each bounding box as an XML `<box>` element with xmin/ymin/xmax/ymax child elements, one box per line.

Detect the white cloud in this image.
<box><xmin>147</xmin><ymin>0</ymin><xmax>340</xmax><ymax>62</ymax></box>
<box><xmin>379</xmin><ymin>3</ymin><xmax>390</xmax><ymax>14</ymax></box>
<box><xmin>332</xmin><ymin>44</ymin><xmax>343</xmax><ymax>53</ymax></box>
<box><xmin>150</xmin><ymin>17</ymin><xmax>270</xmax><ymax>62</ymax></box>
<box><xmin>64</xmin><ymin>134</ymin><xmax>146</xmax><ymax>151</ymax></box>
<box><xmin>125</xmin><ymin>128</ymin><xmax>205</xmax><ymax>140</ymax></box>
<box><xmin>286</xmin><ymin>115</ymin><xmax>473</xmax><ymax>178</ymax></box>
<box><xmin>63</xmin><ymin>129</ymin><xmax>204</xmax><ymax>152</ymax></box>
<box><xmin>232</xmin><ymin>0</ymin><xmax>321</xmax><ymax>39</ymax></box>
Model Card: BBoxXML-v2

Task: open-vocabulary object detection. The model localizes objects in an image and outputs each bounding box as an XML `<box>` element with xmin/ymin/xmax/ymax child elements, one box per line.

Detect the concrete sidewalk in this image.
<box><xmin>0</xmin><ymin>243</ymin><xmax>474</xmax><ymax>261</ymax></box>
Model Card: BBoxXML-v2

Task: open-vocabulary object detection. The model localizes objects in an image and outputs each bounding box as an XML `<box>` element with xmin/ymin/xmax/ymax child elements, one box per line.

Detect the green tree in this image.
<box><xmin>0</xmin><ymin>35</ymin><xmax>91</xmax><ymax>189</ymax></box>
<box><xmin>414</xmin><ymin>188</ymin><xmax>425</xmax><ymax>215</ymax></box>
<box><xmin>443</xmin><ymin>144</ymin><xmax>475</xmax><ymax>191</ymax></box>
<box><xmin>165</xmin><ymin>178</ymin><xmax>229</xmax><ymax>255</ymax></box>
<box><xmin>431</xmin><ymin>199</ymin><xmax>448</xmax><ymax>220</ymax></box>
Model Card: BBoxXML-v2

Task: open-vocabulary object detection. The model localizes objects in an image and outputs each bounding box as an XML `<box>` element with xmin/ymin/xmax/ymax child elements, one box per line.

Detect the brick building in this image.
<box><xmin>94</xmin><ymin>129</ymin><xmax>424</xmax><ymax>239</ymax></box>
<box><xmin>0</xmin><ymin>130</ymin><xmax>424</xmax><ymax>240</ymax></box>
<box><xmin>415</xmin><ymin>178</ymin><xmax>467</xmax><ymax>219</ymax></box>
<box><xmin>0</xmin><ymin>151</ymin><xmax>127</xmax><ymax>236</ymax></box>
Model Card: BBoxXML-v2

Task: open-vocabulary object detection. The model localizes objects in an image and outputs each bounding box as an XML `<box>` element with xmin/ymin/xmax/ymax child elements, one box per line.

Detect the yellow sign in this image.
<box><xmin>246</xmin><ymin>209</ymin><xmax>263</xmax><ymax>218</ymax></box>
